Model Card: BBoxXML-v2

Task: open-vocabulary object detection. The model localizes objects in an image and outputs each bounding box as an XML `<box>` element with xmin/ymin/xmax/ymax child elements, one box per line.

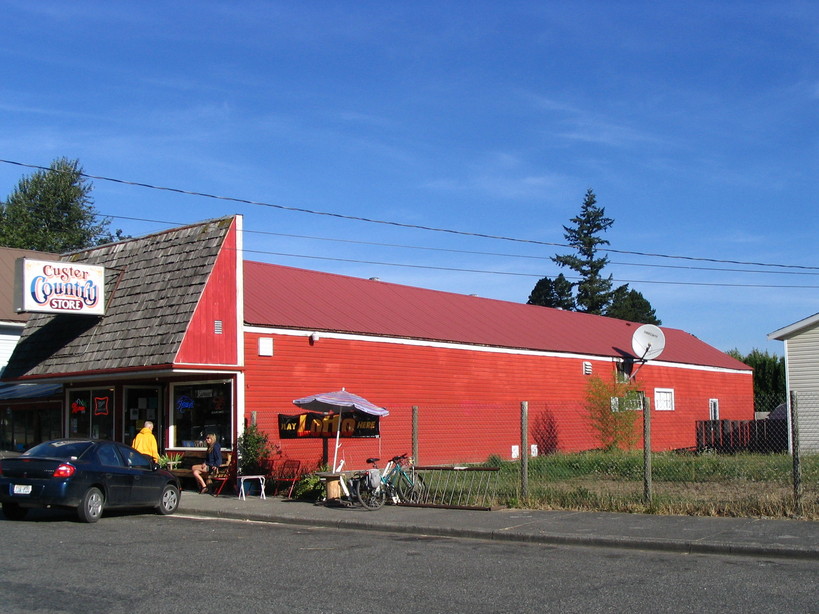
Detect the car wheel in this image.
<box><xmin>77</xmin><ymin>487</ymin><xmax>104</xmax><ymax>523</ymax></box>
<box><xmin>157</xmin><ymin>484</ymin><xmax>180</xmax><ymax>515</ymax></box>
<box><xmin>2</xmin><ymin>502</ymin><xmax>28</xmax><ymax>521</ymax></box>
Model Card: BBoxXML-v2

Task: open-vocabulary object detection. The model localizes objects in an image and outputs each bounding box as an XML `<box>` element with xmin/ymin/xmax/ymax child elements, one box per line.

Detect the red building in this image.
<box><xmin>3</xmin><ymin>216</ymin><xmax>753</xmax><ymax>467</ymax></box>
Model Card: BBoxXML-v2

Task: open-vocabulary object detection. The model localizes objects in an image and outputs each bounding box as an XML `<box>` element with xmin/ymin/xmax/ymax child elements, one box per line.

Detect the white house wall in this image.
<box><xmin>783</xmin><ymin>321</ymin><xmax>819</xmax><ymax>452</ymax></box>
<box><xmin>0</xmin><ymin>323</ymin><xmax>24</xmax><ymax>376</ymax></box>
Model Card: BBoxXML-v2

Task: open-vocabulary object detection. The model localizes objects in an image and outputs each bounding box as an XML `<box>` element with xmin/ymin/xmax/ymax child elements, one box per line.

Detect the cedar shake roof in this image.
<box><xmin>3</xmin><ymin>217</ymin><xmax>234</xmax><ymax>379</ymax></box>
<box><xmin>244</xmin><ymin>261</ymin><xmax>750</xmax><ymax>372</ymax></box>
<box><xmin>0</xmin><ymin>247</ymin><xmax>60</xmax><ymax>323</ymax></box>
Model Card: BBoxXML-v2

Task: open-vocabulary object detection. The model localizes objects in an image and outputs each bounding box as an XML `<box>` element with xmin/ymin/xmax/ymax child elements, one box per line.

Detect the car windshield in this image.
<box><xmin>23</xmin><ymin>441</ymin><xmax>94</xmax><ymax>460</ymax></box>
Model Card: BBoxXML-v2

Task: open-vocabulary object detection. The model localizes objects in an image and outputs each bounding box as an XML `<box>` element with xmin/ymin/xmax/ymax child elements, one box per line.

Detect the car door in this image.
<box><xmin>95</xmin><ymin>443</ymin><xmax>133</xmax><ymax>506</ymax></box>
<box><xmin>118</xmin><ymin>445</ymin><xmax>160</xmax><ymax>506</ymax></box>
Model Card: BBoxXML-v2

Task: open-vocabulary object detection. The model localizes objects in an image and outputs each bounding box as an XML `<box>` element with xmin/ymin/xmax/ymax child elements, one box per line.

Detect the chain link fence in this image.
<box><xmin>372</xmin><ymin>392</ymin><xmax>817</xmax><ymax>519</ymax></box>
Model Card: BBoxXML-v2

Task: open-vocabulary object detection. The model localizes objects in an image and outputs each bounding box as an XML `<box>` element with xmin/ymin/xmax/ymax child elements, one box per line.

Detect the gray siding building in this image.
<box><xmin>769</xmin><ymin>312</ymin><xmax>819</xmax><ymax>452</ymax></box>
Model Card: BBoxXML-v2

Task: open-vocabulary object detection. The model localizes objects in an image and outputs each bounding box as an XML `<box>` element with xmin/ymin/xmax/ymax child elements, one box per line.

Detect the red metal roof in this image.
<box><xmin>243</xmin><ymin>260</ymin><xmax>749</xmax><ymax>371</ymax></box>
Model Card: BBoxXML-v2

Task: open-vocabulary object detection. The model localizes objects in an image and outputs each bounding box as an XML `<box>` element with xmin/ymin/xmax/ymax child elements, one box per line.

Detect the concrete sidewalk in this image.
<box><xmin>177</xmin><ymin>490</ymin><xmax>819</xmax><ymax>560</ymax></box>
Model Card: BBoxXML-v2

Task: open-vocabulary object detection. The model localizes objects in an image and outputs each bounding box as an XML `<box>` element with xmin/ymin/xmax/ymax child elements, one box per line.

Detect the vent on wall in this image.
<box><xmin>583</xmin><ymin>361</ymin><xmax>592</xmax><ymax>375</ymax></box>
<box><xmin>214</xmin><ymin>320</ymin><xmax>223</xmax><ymax>335</ymax></box>
<box><xmin>258</xmin><ymin>337</ymin><xmax>274</xmax><ymax>357</ymax></box>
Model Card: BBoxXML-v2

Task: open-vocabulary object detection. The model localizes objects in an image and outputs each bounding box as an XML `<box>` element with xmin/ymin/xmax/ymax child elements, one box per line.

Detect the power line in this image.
<box><xmin>107</xmin><ymin>215</ymin><xmax>819</xmax><ymax>289</ymax></box>
<box><xmin>242</xmin><ymin>249</ymin><xmax>819</xmax><ymax>289</ymax></box>
<box><xmin>3</xmin><ymin>158</ymin><xmax>817</xmax><ymax>272</ymax></box>
<box><xmin>109</xmin><ymin>214</ymin><xmax>819</xmax><ymax>281</ymax></box>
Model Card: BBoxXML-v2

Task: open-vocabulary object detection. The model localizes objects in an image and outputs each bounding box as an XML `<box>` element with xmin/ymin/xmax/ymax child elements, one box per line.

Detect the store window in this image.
<box><xmin>68</xmin><ymin>388</ymin><xmax>115</xmax><ymax>440</ymax></box>
<box><xmin>171</xmin><ymin>382</ymin><xmax>232</xmax><ymax>449</ymax></box>
<box><xmin>1</xmin><ymin>406</ymin><xmax>62</xmax><ymax>451</ymax></box>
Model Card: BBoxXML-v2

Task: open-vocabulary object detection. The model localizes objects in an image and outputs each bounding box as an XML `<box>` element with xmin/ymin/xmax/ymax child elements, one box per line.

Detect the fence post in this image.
<box><xmin>521</xmin><ymin>401</ymin><xmax>528</xmax><ymax>501</ymax></box>
<box><xmin>642</xmin><ymin>396</ymin><xmax>652</xmax><ymax>505</ymax></box>
<box><xmin>790</xmin><ymin>391</ymin><xmax>802</xmax><ymax>516</ymax></box>
<box><xmin>412</xmin><ymin>405</ymin><xmax>419</xmax><ymax>465</ymax></box>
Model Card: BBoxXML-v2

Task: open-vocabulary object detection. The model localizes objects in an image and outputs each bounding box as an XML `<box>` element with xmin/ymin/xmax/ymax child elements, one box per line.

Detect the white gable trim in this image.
<box><xmin>243</xmin><ymin>325</ymin><xmax>751</xmax><ymax>375</ymax></box>
<box><xmin>768</xmin><ymin>312</ymin><xmax>819</xmax><ymax>340</ymax></box>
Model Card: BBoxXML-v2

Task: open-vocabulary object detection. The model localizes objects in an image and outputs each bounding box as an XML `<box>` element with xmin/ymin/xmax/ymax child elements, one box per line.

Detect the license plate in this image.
<box><xmin>13</xmin><ymin>484</ymin><xmax>32</xmax><ymax>495</ymax></box>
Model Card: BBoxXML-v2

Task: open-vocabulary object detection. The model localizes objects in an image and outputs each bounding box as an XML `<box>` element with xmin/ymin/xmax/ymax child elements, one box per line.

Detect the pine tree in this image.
<box><xmin>528</xmin><ymin>189</ymin><xmax>660</xmax><ymax>324</ymax></box>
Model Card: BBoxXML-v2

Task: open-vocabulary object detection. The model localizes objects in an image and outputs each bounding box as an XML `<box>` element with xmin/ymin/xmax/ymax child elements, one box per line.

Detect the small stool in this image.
<box><xmin>238</xmin><ymin>475</ymin><xmax>266</xmax><ymax>500</ymax></box>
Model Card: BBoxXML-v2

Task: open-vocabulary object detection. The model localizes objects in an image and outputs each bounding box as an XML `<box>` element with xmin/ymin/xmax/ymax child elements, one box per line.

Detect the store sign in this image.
<box><xmin>14</xmin><ymin>258</ymin><xmax>105</xmax><ymax>316</ymax></box>
<box><xmin>278</xmin><ymin>412</ymin><xmax>381</xmax><ymax>439</ymax></box>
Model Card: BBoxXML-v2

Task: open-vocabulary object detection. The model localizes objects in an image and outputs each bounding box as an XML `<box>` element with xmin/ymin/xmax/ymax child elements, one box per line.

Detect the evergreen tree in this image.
<box><xmin>552</xmin><ymin>189</ymin><xmax>614</xmax><ymax>314</ymax></box>
<box><xmin>727</xmin><ymin>348</ymin><xmax>786</xmax><ymax>412</ymax></box>
<box><xmin>605</xmin><ymin>285</ymin><xmax>661</xmax><ymax>325</ymax></box>
<box><xmin>0</xmin><ymin>158</ymin><xmax>120</xmax><ymax>252</ymax></box>
<box><xmin>528</xmin><ymin>189</ymin><xmax>661</xmax><ymax>324</ymax></box>
<box><xmin>527</xmin><ymin>273</ymin><xmax>575</xmax><ymax>310</ymax></box>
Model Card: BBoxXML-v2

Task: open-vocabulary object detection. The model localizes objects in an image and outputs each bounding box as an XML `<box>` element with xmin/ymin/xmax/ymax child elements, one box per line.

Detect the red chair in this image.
<box><xmin>210</xmin><ymin>452</ymin><xmax>236</xmax><ymax>496</ymax></box>
<box><xmin>271</xmin><ymin>459</ymin><xmax>301</xmax><ymax>498</ymax></box>
<box><xmin>260</xmin><ymin>457</ymin><xmax>276</xmax><ymax>479</ymax></box>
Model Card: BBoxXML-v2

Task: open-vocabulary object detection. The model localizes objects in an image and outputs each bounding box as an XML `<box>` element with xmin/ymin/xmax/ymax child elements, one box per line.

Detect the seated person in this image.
<box><xmin>193</xmin><ymin>433</ymin><xmax>222</xmax><ymax>494</ymax></box>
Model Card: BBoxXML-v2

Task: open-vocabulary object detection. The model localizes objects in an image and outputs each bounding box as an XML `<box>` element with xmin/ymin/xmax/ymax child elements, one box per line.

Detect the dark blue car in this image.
<box><xmin>0</xmin><ymin>439</ymin><xmax>181</xmax><ymax>523</ymax></box>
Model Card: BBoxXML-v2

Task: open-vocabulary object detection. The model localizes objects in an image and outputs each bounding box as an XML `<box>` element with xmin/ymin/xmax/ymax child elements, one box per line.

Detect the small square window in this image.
<box><xmin>655</xmin><ymin>389</ymin><xmax>675</xmax><ymax>411</ymax></box>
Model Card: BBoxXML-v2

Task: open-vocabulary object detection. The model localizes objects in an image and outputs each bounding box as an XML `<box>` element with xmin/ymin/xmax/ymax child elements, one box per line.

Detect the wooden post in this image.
<box><xmin>790</xmin><ymin>391</ymin><xmax>802</xmax><ymax>517</ymax></box>
<box><xmin>643</xmin><ymin>396</ymin><xmax>652</xmax><ymax>506</ymax></box>
<box><xmin>521</xmin><ymin>401</ymin><xmax>528</xmax><ymax>501</ymax></box>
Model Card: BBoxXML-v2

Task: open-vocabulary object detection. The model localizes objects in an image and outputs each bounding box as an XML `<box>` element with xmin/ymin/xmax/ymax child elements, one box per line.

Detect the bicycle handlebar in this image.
<box><xmin>366</xmin><ymin>453</ymin><xmax>411</xmax><ymax>467</ymax></box>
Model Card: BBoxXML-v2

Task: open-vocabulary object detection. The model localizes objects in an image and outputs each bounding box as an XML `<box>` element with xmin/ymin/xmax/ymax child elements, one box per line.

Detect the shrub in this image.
<box><xmin>237</xmin><ymin>423</ymin><xmax>273</xmax><ymax>474</ymax></box>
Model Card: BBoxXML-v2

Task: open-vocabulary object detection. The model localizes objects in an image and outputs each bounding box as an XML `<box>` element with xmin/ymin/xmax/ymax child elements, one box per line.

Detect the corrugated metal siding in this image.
<box><xmin>243</xmin><ymin>331</ymin><xmax>754</xmax><ymax>466</ymax></box>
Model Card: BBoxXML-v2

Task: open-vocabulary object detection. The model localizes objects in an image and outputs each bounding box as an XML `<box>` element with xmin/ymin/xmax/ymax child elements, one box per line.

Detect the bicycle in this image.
<box><xmin>354</xmin><ymin>454</ymin><xmax>426</xmax><ymax>510</ymax></box>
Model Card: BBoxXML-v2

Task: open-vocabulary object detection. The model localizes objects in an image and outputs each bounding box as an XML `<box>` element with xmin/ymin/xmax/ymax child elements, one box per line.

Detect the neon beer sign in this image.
<box><xmin>15</xmin><ymin>258</ymin><xmax>106</xmax><ymax>316</ymax></box>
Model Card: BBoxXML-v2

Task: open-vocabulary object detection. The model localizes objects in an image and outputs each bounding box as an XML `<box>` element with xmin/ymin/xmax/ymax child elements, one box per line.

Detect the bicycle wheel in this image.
<box><xmin>355</xmin><ymin>477</ymin><xmax>386</xmax><ymax>510</ymax></box>
<box><xmin>397</xmin><ymin>472</ymin><xmax>427</xmax><ymax>504</ymax></box>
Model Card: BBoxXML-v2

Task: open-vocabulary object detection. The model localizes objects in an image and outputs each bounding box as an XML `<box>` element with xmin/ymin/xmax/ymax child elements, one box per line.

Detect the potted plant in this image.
<box><xmin>157</xmin><ymin>453</ymin><xmax>183</xmax><ymax>470</ymax></box>
<box><xmin>237</xmin><ymin>423</ymin><xmax>272</xmax><ymax>476</ymax></box>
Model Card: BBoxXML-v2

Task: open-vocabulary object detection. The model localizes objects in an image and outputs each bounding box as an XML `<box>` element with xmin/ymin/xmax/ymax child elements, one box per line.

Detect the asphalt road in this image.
<box><xmin>0</xmin><ymin>509</ymin><xmax>816</xmax><ymax>613</ymax></box>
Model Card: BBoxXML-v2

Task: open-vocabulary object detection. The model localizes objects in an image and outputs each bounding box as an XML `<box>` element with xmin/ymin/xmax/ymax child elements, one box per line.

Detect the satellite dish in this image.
<box><xmin>631</xmin><ymin>324</ymin><xmax>666</xmax><ymax>361</ymax></box>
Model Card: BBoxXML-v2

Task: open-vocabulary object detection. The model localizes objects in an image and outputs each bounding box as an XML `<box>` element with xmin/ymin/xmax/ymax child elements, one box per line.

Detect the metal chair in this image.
<box><xmin>271</xmin><ymin>459</ymin><xmax>301</xmax><ymax>498</ymax></box>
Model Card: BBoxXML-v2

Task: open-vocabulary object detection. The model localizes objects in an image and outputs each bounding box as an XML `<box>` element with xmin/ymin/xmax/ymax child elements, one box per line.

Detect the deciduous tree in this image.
<box><xmin>0</xmin><ymin>158</ymin><xmax>121</xmax><ymax>252</ymax></box>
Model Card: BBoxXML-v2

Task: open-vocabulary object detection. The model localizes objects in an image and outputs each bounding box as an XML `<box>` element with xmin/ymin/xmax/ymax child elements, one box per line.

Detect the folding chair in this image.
<box><xmin>209</xmin><ymin>452</ymin><xmax>236</xmax><ymax>496</ymax></box>
<box><xmin>271</xmin><ymin>459</ymin><xmax>301</xmax><ymax>498</ymax></box>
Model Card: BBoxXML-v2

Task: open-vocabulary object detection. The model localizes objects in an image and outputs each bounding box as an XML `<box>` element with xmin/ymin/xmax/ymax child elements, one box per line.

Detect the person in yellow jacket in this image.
<box><xmin>132</xmin><ymin>421</ymin><xmax>159</xmax><ymax>462</ymax></box>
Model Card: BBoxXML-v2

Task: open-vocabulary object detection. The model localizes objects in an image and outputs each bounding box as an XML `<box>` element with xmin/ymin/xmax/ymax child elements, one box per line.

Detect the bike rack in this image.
<box><xmin>407</xmin><ymin>466</ymin><xmax>501</xmax><ymax>511</ymax></box>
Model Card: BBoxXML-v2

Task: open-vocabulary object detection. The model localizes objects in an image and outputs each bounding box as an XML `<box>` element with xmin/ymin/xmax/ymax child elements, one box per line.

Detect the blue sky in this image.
<box><xmin>1</xmin><ymin>2</ymin><xmax>816</xmax><ymax>355</ymax></box>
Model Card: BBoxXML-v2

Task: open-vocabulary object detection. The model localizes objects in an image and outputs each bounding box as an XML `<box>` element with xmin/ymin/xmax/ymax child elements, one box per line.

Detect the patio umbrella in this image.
<box><xmin>293</xmin><ymin>388</ymin><xmax>389</xmax><ymax>471</ymax></box>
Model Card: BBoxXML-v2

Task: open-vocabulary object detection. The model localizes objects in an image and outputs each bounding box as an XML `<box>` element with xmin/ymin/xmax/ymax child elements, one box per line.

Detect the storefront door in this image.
<box><xmin>124</xmin><ymin>387</ymin><xmax>162</xmax><ymax>448</ymax></box>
